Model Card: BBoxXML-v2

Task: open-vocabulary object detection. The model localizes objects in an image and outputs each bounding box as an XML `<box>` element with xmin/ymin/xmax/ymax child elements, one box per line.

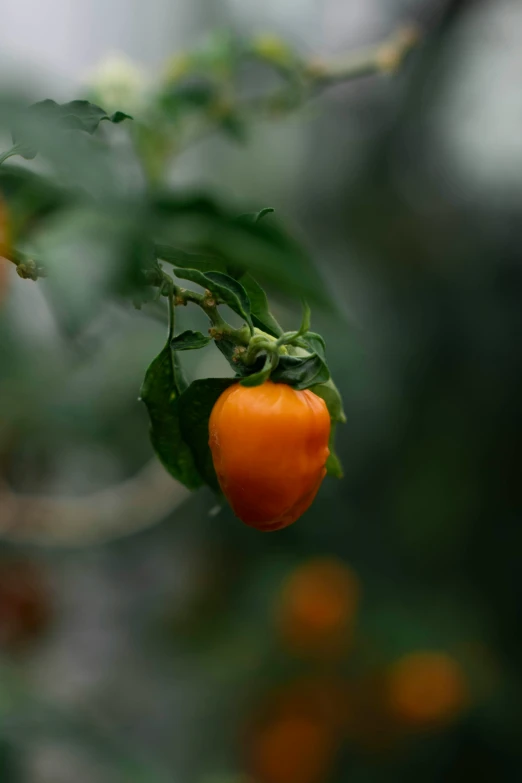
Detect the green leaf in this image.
<box><xmin>156</xmin><ymin>244</ymin><xmax>225</xmax><ymax>273</ymax></box>
<box><xmin>178</xmin><ymin>378</ymin><xmax>236</xmax><ymax>492</ymax></box>
<box><xmin>30</xmin><ymin>99</ymin><xmax>132</xmax><ymax>134</ymax></box>
<box><xmin>152</xmin><ymin>194</ymin><xmax>333</xmax><ymax>307</ymax></box>
<box><xmin>256</xmin><ymin>207</ymin><xmax>275</xmax><ymax>223</ymax></box>
<box><xmin>278</xmin><ymin>301</ymin><xmax>312</xmax><ymax>345</ymax></box>
<box><xmin>239</xmin><ymin>354</ymin><xmax>276</xmax><ymax>387</ymax></box>
<box><xmin>298</xmin><ymin>301</ymin><xmax>311</xmax><ymax>336</ymax></box>
<box><xmin>11</xmin><ymin>100</ymin><xmax>132</xmax><ymax>160</ymax></box>
<box><xmin>304</xmin><ymin>331</ymin><xmax>326</xmax><ymax>360</ymax></box>
<box><xmin>0</xmin><ymin>165</ymin><xmax>70</xmax><ymax>233</ymax></box>
<box><xmin>310</xmin><ymin>377</ymin><xmax>346</xmax><ymax>424</ymax></box>
<box><xmin>161</xmin><ymin>81</ymin><xmax>217</xmax><ymax>116</ymax></box>
<box><xmin>171</xmin><ymin>330</ymin><xmax>211</xmax><ymax>350</ymax></box>
<box><xmin>237</xmin><ymin>207</ymin><xmax>275</xmax><ymax>224</ymax></box>
<box><xmin>324</xmin><ymin>429</ymin><xmax>343</xmax><ymax>478</ymax></box>
<box><xmin>174</xmin><ymin>268</ymin><xmax>253</xmax><ymax>330</ymax></box>
<box><xmin>186</xmin><ymin>30</ymin><xmax>240</xmax><ymax>75</ymax></box>
<box><xmin>311</xmin><ymin>378</ymin><xmax>346</xmax><ymax>478</ymax></box>
<box><xmin>205</xmin><ymin>271</ymin><xmax>252</xmax><ymax>329</ymax></box>
<box><xmin>240</xmin><ymin>274</ymin><xmax>283</xmax><ymax>337</ymax></box>
<box><xmin>140</xmin><ymin>341</ymin><xmax>203</xmax><ymax>489</ymax></box>
<box><xmin>220</xmin><ymin>112</ymin><xmax>248</xmax><ymax>142</ymax></box>
<box><xmin>172</xmin><ymin>348</ymin><xmax>190</xmax><ymax>395</ymax></box>
<box><xmin>173</xmin><ymin>266</ymin><xmax>216</xmax><ymax>288</ymax></box>
<box><xmin>164</xmin><ymin>31</ymin><xmax>239</xmax><ymax>85</ymax></box>
<box><xmin>271</xmin><ymin>353</ymin><xmax>330</xmax><ymax>390</ymax></box>
<box><xmin>1</xmin><ymin>142</ymin><xmax>37</xmax><ymax>162</ymax></box>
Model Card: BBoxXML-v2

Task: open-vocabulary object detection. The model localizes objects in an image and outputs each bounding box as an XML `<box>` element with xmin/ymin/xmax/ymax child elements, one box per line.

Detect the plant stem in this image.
<box><xmin>167</xmin><ymin>284</ymin><xmax>175</xmax><ymax>342</ymax></box>
<box><xmin>242</xmin><ymin>23</ymin><xmax>421</xmax><ymax>119</ymax></box>
<box><xmin>162</xmin><ymin>273</ymin><xmax>248</xmax><ymax>344</ymax></box>
<box><xmin>5</xmin><ymin>249</ymin><xmax>46</xmax><ymax>280</ymax></box>
<box><xmin>306</xmin><ymin>24</ymin><xmax>421</xmax><ymax>86</ymax></box>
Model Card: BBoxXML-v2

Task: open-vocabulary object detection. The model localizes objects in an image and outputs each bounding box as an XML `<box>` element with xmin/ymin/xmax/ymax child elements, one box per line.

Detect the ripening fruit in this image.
<box><xmin>208</xmin><ymin>381</ymin><xmax>330</xmax><ymax>531</ymax></box>
<box><xmin>276</xmin><ymin>558</ymin><xmax>359</xmax><ymax>657</ymax></box>
<box><xmin>387</xmin><ymin>651</ymin><xmax>468</xmax><ymax>728</ymax></box>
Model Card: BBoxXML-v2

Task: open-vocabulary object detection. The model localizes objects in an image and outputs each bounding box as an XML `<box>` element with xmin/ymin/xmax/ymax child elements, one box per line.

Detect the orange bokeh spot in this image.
<box><xmin>387</xmin><ymin>651</ymin><xmax>468</xmax><ymax>728</ymax></box>
<box><xmin>277</xmin><ymin>558</ymin><xmax>360</xmax><ymax>657</ymax></box>
<box><xmin>250</xmin><ymin>716</ymin><xmax>334</xmax><ymax>783</ymax></box>
<box><xmin>246</xmin><ymin>678</ymin><xmax>343</xmax><ymax>783</ymax></box>
<box><xmin>0</xmin><ymin>560</ymin><xmax>53</xmax><ymax>651</ymax></box>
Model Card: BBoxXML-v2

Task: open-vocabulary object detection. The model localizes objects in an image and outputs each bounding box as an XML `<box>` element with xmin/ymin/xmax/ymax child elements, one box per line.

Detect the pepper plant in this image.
<box><xmin>0</xmin><ymin>27</ymin><xmax>419</xmax><ymax>524</ymax></box>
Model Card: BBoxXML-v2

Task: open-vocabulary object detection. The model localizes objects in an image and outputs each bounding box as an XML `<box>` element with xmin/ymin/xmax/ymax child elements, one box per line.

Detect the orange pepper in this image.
<box><xmin>209</xmin><ymin>381</ymin><xmax>330</xmax><ymax>530</ymax></box>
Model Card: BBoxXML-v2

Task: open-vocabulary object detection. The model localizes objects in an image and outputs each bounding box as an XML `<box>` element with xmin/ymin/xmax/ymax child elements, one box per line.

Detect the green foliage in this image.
<box><xmin>240</xmin><ymin>275</ymin><xmax>282</xmax><ymax>337</ymax></box>
<box><xmin>236</xmin><ymin>207</ymin><xmax>275</xmax><ymax>224</ymax></box>
<box><xmin>171</xmin><ymin>330</ymin><xmax>211</xmax><ymax>350</ymax></box>
<box><xmin>0</xmin><ymin>70</ymin><xmax>346</xmax><ymax>501</ymax></box>
<box><xmin>239</xmin><ymin>354</ymin><xmax>277</xmax><ymax>387</ymax></box>
<box><xmin>0</xmin><ymin>737</ymin><xmax>20</xmax><ymax>783</ymax></box>
<box><xmin>11</xmin><ymin>99</ymin><xmax>132</xmax><ymax>160</ymax></box>
<box><xmin>0</xmin><ymin>165</ymin><xmax>70</xmax><ymax>234</ymax></box>
<box><xmin>27</xmin><ymin>99</ymin><xmax>132</xmax><ymax>134</ymax></box>
<box><xmin>276</xmin><ymin>300</ymin><xmax>312</xmax><ymax>346</ymax></box>
<box><xmin>298</xmin><ymin>301</ymin><xmax>312</xmax><ymax>336</ymax></box>
<box><xmin>157</xmin><ymin>234</ymin><xmax>285</xmax><ymax>337</ymax></box>
<box><xmin>271</xmin><ymin>352</ymin><xmax>330</xmax><ymax>390</ymax></box>
<box><xmin>141</xmin><ymin>341</ymin><xmax>237</xmax><ymax>493</ymax></box>
<box><xmin>161</xmin><ymin>81</ymin><xmax>218</xmax><ymax>115</ymax></box>
<box><xmin>174</xmin><ymin>267</ymin><xmax>253</xmax><ymax>331</ymax></box>
<box><xmin>140</xmin><ymin>340</ymin><xmax>202</xmax><ymax>490</ymax></box>
<box><xmin>310</xmin><ymin>378</ymin><xmax>346</xmax><ymax>478</ymax></box>
<box><xmin>205</xmin><ymin>271</ymin><xmax>253</xmax><ymax>330</ymax></box>
<box><xmin>304</xmin><ymin>331</ymin><xmax>327</xmax><ymax>358</ymax></box>
<box><xmin>178</xmin><ymin>378</ymin><xmax>236</xmax><ymax>492</ymax></box>
<box><xmin>153</xmin><ymin>194</ymin><xmax>332</xmax><ymax>305</ymax></box>
<box><xmin>155</xmin><ymin>244</ymin><xmax>222</xmax><ymax>272</ymax></box>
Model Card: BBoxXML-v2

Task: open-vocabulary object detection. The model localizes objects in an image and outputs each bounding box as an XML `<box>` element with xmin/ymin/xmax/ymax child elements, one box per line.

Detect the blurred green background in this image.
<box><xmin>2</xmin><ymin>0</ymin><xmax>522</xmax><ymax>781</ymax></box>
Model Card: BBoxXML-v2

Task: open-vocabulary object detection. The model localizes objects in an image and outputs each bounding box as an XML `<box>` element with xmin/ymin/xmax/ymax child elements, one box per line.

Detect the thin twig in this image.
<box><xmin>307</xmin><ymin>23</ymin><xmax>422</xmax><ymax>86</ymax></box>
<box><xmin>0</xmin><ymin>460</ymin><xmax>189</xmax><ymax>546</ymax></box>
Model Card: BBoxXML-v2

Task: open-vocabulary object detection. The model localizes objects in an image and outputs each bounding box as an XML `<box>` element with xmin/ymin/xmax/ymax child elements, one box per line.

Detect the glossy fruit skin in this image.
<box><xmin>209</xmin><ymin>381</ymin><xmax>330</xmax><ymax>531</ymax></box>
